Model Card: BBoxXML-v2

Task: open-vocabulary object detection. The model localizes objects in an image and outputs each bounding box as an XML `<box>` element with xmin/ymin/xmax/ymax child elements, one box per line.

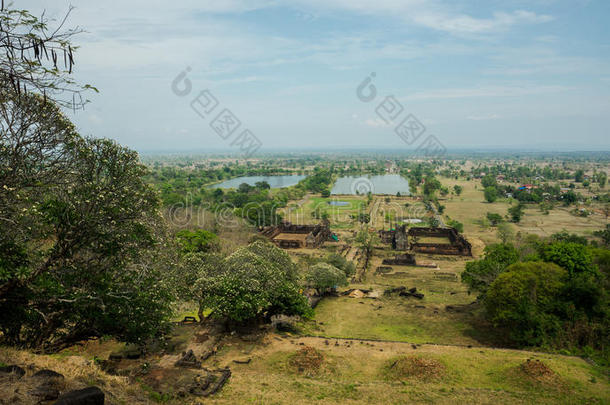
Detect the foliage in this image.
<box><xmin>0</xmin><ymin>5</ymin><xmax>97</xmax><ymax>109</ymax></box>
<box><xmin>305</xmin><ymin>263</ymin><xmax>347</xmax><ymax>294</ymax></box>
<box><xmin>447</xmin><ymin>219</ymin><xmax>463</xmax><ymax>233</ymax></box>
<box><xmin>0</xmin><ymin>93</ymin><xmax>172</xmax><ymax>348</ymax></box>
<box><xmin>461</xmin><ymin>244</ymin><xmax>520</xmax><ymax>296</ymax></box>
<box><xmin>496</xmin><ymin>222</ymin><xmax>514</xmax><ymax>244</ymax></box>
<box><xmin>422</xmin><ymin>177</ymin><xmax>441</xmax><ymax>197</ymax></box>
<box><xmin>481</xmin><ymin>175</ymin><xmax>497</xmax><ymax>188</ymax></box>
<box><xmin>175</xmin><ymin>229</ymin><xmax>219</xmax><ymax>253</ymax></box>
<box><xmin>484</xmin><ymin>186</ymin><xmax>498</xmax><ymax>203</ymax></box>
<box><xmin>508</xmin><ymin>203</ymin><xmax>525</xmax><ymax>223</ymax></box>
<box><xmin>485</xmin><ymin>262</ymin><xmax>567</xmax><ymax>346</ymax></box>
<box><xmin>323</xmin><ymin>253</ymin><xmax>356</xmax><ymax>277</ymax></box>
<box><xmin>594</xmin><ymin>224</ymin><xmax>610</xmax><ymax>247</ymax></box>
<box><xmin>538</xmin><ymin>242</ymin><xmax>596</xmax><ymax>278</ymax></box>
<box><xmin>193</xmin><ymin>241</ymin><xmax>311</xmax><ymax>323</ymax></box>
<box><xmin>453</xmin><ymin>185</ymin><xmax>463</xmax><ymax>196</ymax></box>
<box><xmin>486</xmin><ymin>212</ymin><xmax>503</xmax><ymax>226</ymax></box>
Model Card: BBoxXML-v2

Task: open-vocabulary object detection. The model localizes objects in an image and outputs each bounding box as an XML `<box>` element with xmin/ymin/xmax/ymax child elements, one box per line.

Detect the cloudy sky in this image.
<box><xmin>17</xmin><ymin>0</ymin><xmax>610</xmax><ymax>152</ymax></box>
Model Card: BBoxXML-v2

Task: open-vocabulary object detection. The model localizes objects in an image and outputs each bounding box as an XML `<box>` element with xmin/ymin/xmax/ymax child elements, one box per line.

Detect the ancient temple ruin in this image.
<box><xmin>260</xmin><ymin>221</ymin><xmax>331</xmax><ymax>249</ymax></box>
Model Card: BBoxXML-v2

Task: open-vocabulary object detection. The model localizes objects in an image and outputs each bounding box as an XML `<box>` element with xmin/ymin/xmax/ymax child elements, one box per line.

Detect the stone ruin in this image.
<box><xmin>382</xmin><ymin>253</ymin><xmax>416</xmax><ymax>266</ymax></box>
<box><xmin>379</xmin><ymin>226</ymin><xmax>472</xmax><ymax>256</ymax></box>
<box><xmin>260</xmin><ymin>220</ymin><xmax>331</xmax><ymax>249</ymax></box>
<box><xmin>378</xmin><ymin>224</ymin><xmax>409</xmax><ymax>250</ymax></box>
<box><xmin>408</xmin><ymin>227</ymin><xmax>472</xmax><ymax>256</ymax></box>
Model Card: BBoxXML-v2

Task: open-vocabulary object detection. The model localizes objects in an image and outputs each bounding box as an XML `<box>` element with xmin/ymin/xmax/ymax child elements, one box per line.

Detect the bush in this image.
<box><xmin>324</xmin><ymin>253</ymin><xmax>356</xmax><ymax>277</ymax></box>
<box><xmin>486</xmin><ymin>212</ymin><xmax>503</xmax><ymax>226</ymax></box>
<box><xmin>305</xmin><ymin>263</ymin><xmax>348</xmax><ymax>294</ymax></box>
<box><xmin>484</xmin><ymin>186</ymin><xmax>498</xmax><ymax>203</ymax></box>
<box><xmin>461</xmin><ymin>244</ymin><xmax>519</xmax><ymax>296</ymax></box>
<box><xmin>485</xmin><ymin>262</ymin><xmax>567</xmax><ymax>346</ymax></box>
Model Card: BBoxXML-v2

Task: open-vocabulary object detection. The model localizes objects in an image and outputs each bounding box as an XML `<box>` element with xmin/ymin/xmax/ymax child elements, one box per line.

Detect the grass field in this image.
<box><xmin>206</xmin><ymin>335</ymin><xmax>609</xmax><ymax>404</ymax></box>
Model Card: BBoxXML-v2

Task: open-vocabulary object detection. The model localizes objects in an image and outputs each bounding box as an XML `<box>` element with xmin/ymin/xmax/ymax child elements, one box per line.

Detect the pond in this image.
<box><xmin>328</xmin><ymin>201</ymin><xmax>350</xmax><ymax>206</ymax></box>
<box><xmin>209</xmin><ymin>175</ymin><xmax>305</xmax><ymax>189</ymax></box>
<box><xmin>330</xmin><ymin>174</ymin><xmax>410</xmax><ymax>195</ymax></box>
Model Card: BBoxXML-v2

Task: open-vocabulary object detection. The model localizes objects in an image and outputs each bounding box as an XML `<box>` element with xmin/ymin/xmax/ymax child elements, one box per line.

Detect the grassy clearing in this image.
<box><xmin>205</xmin><ymin>335</ymin><xmax>609</xmax><ymax>404</ymax></box>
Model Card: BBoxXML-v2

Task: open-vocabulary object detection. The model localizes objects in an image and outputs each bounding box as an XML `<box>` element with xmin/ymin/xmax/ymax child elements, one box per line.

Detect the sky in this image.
<box><xmin>16</xmin><ymin>0</ymin><xmax>610</xmax><ymax>153</ymax></box>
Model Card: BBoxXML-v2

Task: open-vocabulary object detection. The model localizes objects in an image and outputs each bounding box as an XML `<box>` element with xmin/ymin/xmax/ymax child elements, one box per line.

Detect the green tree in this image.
<box><xmin>0</xmin><ymin>116</ymin><xmax>172</xmax><ymax>348</ymax></box>
<box><xmin>485</xmin><ymin>262</ymin><xmax>567</xmax><ymax>346</ymax></box>
<box><xmin>195</xmin><ymin>241</ymin><xmax>311</xmax><ymax>323</ymax></box>
<box><xmin>484</xmin><ymin>186</ymin><xmax>498</xmax><ymax>203</ymax></box>
<box><xmin>461</xmin><ymin>244</ymin><xmax>519</xmax><ymax>296</ymax></box>
<box><xmin>508</xmin><ymin>203</ymin><xmax>525</xmax><ymax>223</ymax></box>
<box><xmin>305</xmin><ymin>263</ymin><xmax>348</xmax><ymax>295</ymax></box>
<box><xmin>324</xmin><ymin>253</ymin><xmax>356</xmax><ymax>277</ymax></box>
<box><xmin>486</xmin><ymin>212</ymin><xmax>503</xmax><ymax>226</ymax></box>
<box><xmin>176</xmin><ymin>229</ymin><xmax>219</xmax><ymax>253</ymax></box>
<box><xmin>496</xmin><ymin>222</ymin><xmax>515</xmax><ymax>244</ymax></box>
<box><xmin>481</xmin><ymin>175</ymin><xmax>497</xmax><ymax>188</ymax></box>
<box><xmin>539</xmin><ymin>242</ymin><xmax>595</xmax><ymax>278</ymax></box>
<box><xmin>453</xmin><ymin>185</ymin><xmax>463</xmax><ymax>196</ymax></box>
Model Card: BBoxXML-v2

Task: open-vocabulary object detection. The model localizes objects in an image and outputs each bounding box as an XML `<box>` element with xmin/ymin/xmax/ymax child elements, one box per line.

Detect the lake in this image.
<box><xmin>331</xmin><ymin>174</ymin><xmax>410</xmax><ymax>195</ymax></box>
<box><xmin>209</xmin><ymin>175</ymin><xmax>305</xmax><ymax>189</ymax></box>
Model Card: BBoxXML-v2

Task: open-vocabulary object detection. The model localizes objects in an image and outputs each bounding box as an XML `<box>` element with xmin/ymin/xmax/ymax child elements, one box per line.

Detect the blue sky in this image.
<box><xmin>19</xmin><ymin>0</ymin><xmax>610</xmax><ymax>152</ymax></box>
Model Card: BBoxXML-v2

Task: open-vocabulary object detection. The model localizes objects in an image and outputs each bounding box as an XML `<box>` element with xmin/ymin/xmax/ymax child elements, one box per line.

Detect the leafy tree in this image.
<box><xmin>255</xmin><ymin>181</ymin><xmax>270</xmax><ymax>190</ymax></box>
<box><xmin>486</xmin><ymin>212</ymin><xmax>503</xmax><ymax>226</ymax></box>
<box><xmin>508</xmin><ymin>203</ymin><xmax>525</xmax><ymax>223</ymax></box>
<box><xmin>448</xmin><ymin>219</ymin><xmax>463</xmax><ymax>233</ymax></box>
<box><xmin>598</xmin><ymin>172</ymin><xmax>607</xmax><ymax>188</ymax></box>
<box><xmin>481</xmin><ymin>175</ymin><xmax>497</xmax><ymax>188</ymax></box>
<box><xmin>496</xmin><ymin>222</ymin><xmax>515</xmax><ymax>244</ymax></box>
<box><xmin>320</xmin><ymin>188</ymin><xmax>331</xmax><ymax>198</ymax></box>
<box><xmin>194</xmin><ymin>241</ymin><xmax>311</xmax><ymax>323</ymax></box>
<box><xmin>423</xmin><ymin>177</ymin><xmax>441</xmax><ymax>197</ymax></box>
<box><xmin>305</xmin><ymin>263</ymin><xmax>347</xmax><ymax>295</ymax></box>
<box><xmin>0</xmin><ymin>5</ymin><xmax>96</xmax><ymax>109</ymax></box>
<box><xmin>538</xmin><ymin>242</ymin><xmax>595</xmax><ymax>278</ymax></box>
<box><xmin>485</xmin><ymin>262</ymin><xmax>567</xmax><ymax>346</ymax></box>
<box><xmin>453</xmin><ymin>185</ymin><xmax>463</xmax><ymax>196</ymax></box>
<box><xmin>324</xmin><ymin>253</ymin><xmax>356</xmax><ymax>277</ymax></box>
<box><xmin>176</xmin><ymin>229</ymin><xmax>219</xmax><ymax>253</ymax></box>
<box><xmin>594</xmin><ymin>224</ymin><xmax>610</xmax><ymax>247</ymax></box>
<box><xmin>428</xmin><ymin>217</ymin><xmax>440</xmax><ymax>228</ymax></box>
<box><xmin>461</xmin><ymin>243</ymin><xmax>519</xmax><ymax>296</ymax></box>
<box><xmin>574</xmin><ymin>169</ymin><xmax>585</xmax><ymax>183</ymax></box>
<box><xmin>484</xmin><ymin>186</ymin><xmax>498</xmax><ymax>203</ymax></box>
<box><xmin>0</xmin><ymin>110</ymin><xmax>172</xmax><ymax>348</ymax></box>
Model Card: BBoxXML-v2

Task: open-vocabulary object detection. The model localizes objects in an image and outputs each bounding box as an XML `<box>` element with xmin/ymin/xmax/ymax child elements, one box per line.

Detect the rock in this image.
<box><xmin>0</xmin><ymin>365</ymin><xmax>25</xmax><ymax>378</ymax></box>
<box><xmin>32</xmin><ymin>369</ymin><xmax>64</xmax><ymax>380</ymax></box>
<box><xmin>108</xmin><ymin>352</ymin><xmax>123</xmax><ymax>361</ymax></box>
<box><xmin>175</xmin><ymin>349</ymin><xmax>202</xmax><ymax>368</ymax></box>
<box><xmin>54</xmin><ymin>386</ymin><xmax>105</xmax><ymax>405</ymax></box>
<box><xmin>190</xmin><ymin>369</ymin><xmax>231</xmax><ymax>397</ymax></box>
<box><xmin>28</xmin><ymin>384</ymin><xmax>60</xmax><ymax>401</ymax></box>
<box><xmin>411</xmin><ymin>344</ymin><xmax>417</xmax><ymax>349</ymax></box>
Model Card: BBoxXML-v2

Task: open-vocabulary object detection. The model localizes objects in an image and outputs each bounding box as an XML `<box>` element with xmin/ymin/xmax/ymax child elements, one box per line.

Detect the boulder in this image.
<box><xmin>175</xmin><ymin>349</ymin><xmax>201</xmax><ymax>368</ymax></box>
<box><xmin>29</xmin><ymin>383</ymin><xmax>60</xmax><ymax>401</ymax></box>
<box><xmin>54</xmin><ymin>386</ymin><xmax>104</xmax><ymax>405</ymax></box>
<box><xmin>33</xmin><ymin>369</ymin><xmax>64</xmax><ymax>380</ymax></box>
<box><xmin>0</xmin><ymin>365</ymin><xmax>25</xmax><ymax>378</ymax></box>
